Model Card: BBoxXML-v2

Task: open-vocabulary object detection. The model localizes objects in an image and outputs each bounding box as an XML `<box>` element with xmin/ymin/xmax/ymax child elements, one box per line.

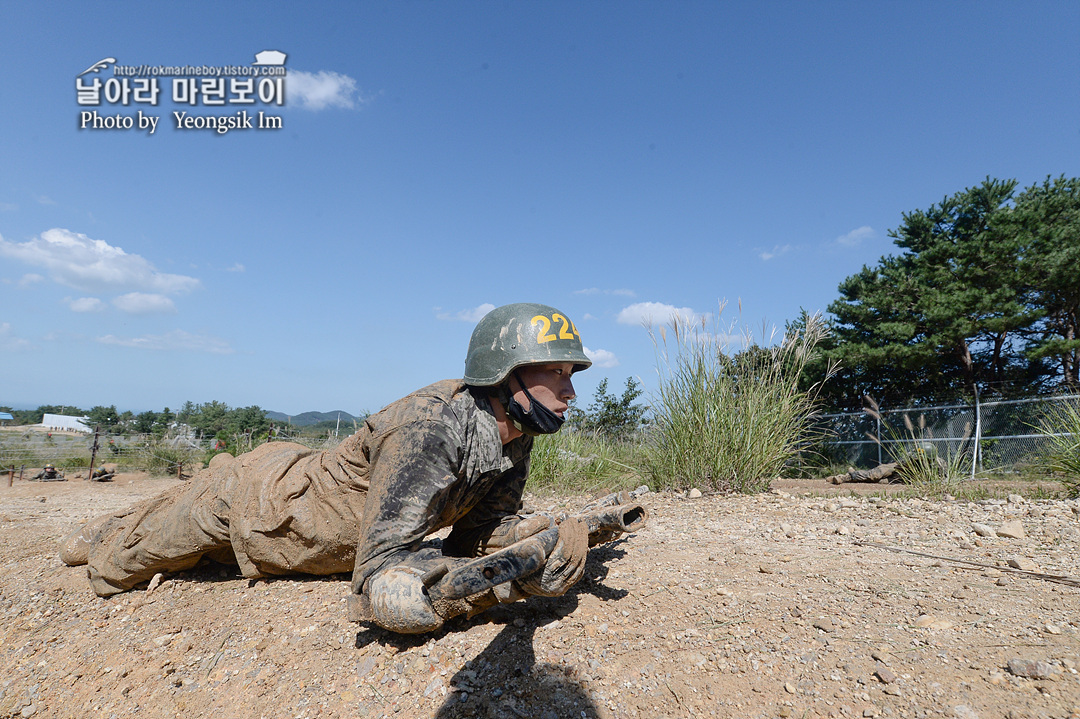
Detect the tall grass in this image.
<box><xmin>1038</xmin><ymin>398</ymin><xmax>1080</xmax><ymax>498</ymax></box>
<box><xmin>528</xmin><ymin>429</ymin><xmax>642</xmax><ymax>495</ymax></box>
<box><xmin>644</xmin><ymin>307</ymin><xmax>833</xmax><ymax>494</ymax></box>
<box><xmin>864</xmin><ymin>399</ymin><xmax>971</xmax><ymax>497</ymax></box>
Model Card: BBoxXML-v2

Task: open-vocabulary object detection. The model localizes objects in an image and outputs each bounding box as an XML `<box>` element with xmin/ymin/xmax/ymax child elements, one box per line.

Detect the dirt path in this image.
<box><xmin>1</xmin><ymin>475</ymin><xmax>1078</xmax><ymax>719</ymax></box>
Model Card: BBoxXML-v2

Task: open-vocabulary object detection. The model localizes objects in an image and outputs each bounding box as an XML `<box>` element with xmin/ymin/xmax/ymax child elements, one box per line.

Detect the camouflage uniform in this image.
<box><xmin>75</xmin><ymin>380</ymin><xmax>533</xmax><ymax>600</ymax></box>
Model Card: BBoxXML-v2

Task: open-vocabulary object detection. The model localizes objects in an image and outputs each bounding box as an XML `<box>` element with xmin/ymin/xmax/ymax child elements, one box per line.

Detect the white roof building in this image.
<box><xmin>40</xmin><ymin>413</ymin><xmax>91</xmax><ymax>433</ymax></box>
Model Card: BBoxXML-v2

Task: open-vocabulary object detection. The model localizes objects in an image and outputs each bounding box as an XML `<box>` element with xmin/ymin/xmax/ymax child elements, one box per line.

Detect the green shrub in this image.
<box><xmin>134</xmin><ymin>438</ymin><xmax>204</xmax><ymax>477</ymax></box>
<box><xmin>645</xmin><ymin>308</ymin><xmax>833</xmax><ymax>494</ymax></box>
<box><xmin>1038</xmin><ymin>398</ymin><xmax>1080</xmax><ymax>498</ymax></box>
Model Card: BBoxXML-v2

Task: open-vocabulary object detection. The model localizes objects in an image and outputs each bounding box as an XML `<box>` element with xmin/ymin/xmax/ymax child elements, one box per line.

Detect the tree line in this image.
<box><xmin>791</xmin><ymin>175</ymin><xmax>1080</xmax><ymax>410</ymax></box>
<box><xmin>0</xmin><ymin>402</ymin><xmax>271</xmax><ymax>439</ymax></box>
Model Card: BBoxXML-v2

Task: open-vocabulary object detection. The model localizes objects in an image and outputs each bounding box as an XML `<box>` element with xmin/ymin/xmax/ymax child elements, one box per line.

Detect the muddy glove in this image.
<box><xmin>516</xmin><ymin>517</ymin><xmax>588</xmax><ymax>597</ymax></box>
<box><xmin>367</xmin><ymin>565</ymin><xmax>445</xmax><ymax>634</ymax></box>
<box><xmin>480</xmin><ymin>514</ymin><xmax>556</xmax><ymax>554</ymax></box>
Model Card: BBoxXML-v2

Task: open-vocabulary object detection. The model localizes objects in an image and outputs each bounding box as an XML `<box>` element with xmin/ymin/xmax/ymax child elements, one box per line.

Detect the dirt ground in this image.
<box><xmin>1</xmin><ymin>473</ymin><xmax>1078</xmax><ymax>719</ymax></box>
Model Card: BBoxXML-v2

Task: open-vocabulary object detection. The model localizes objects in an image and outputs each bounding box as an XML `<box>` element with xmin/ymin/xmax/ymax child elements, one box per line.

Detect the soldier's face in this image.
<box><xmin>514</xmin><ymin>363</ymin><xmax>577</xmax><ymax>417</ymax></box>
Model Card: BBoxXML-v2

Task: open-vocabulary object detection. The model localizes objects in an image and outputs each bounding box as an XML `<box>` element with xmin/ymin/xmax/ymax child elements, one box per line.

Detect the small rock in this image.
<box><xmin>1006</xmin><ymin>658</ymin><xmax>1059</xmax><ymax>680</ymax></box>
<box><xmin>998</xmin><ymin>520</ymin><xmax>1025</xmax><ymax>539</ymax></box>
<box><xmin>972</xmin><ymin>523</ymin><xmax>997</xmax><ymax>538</ymax></box>
<box><xmin>152</xmin><ymin>631</ymin><xmax>180</xmax><ymax>647</ymax></box>
<box><xmin>875</xmin><ymin>666</ymin><xmax>897</xmax><ymax>684</ymax></box>
<box><xmin>982</xmin><ymin>568</ymin><xmax>1002</xmax><ymax>578</ymax></box>
<box><xmin>1007</xmin><ymin>494</ymin><xmax>1024</xmax><ymax>505</ymax></box>
<box><xmin>987</xmin><ymin>670</ymin><xmax>1007</xmax><ymax>686</ymax></box>
<box><xmin>835</xmin><ymin>526</ymin><xmax>850</xmax><ymax>536</ymax></box>
<box><xmin>20</xmin><ymin>704</ymin><xmax>37</xmax><ymax>718</ymax></box>
<box><xmin>1044</xmin><ymin>623</ymin><xmax>1062</xmax><ymax>635</ymax></box>
<box><xmin>688</xmin><ymin>488</ymin><xmax>702</xmax><ymax>499</ymax></box>
<box><xmin>882</xmin><ymin>685</ymin><xmax>901</xmax><ymax>696</ymax></box>
<box><xmin>914</xmin><ymin>615</ymin><xmax>954</xmax><ymax>630</ymax></box>
<box><xmin>147</xmin><ymin>573</ymin><xmax>165</xmax><ymax>592</ymax></box>
<box><xmin>996</xmin><ymin>577</ymin><xmax>1009</xmax><ymax>587</ymax></box>
<box><xmin>871</xmin><ymin>648</ymin><xmax>890</xmax><ymax>665</ymax></box>
<box><xmin>784</xmin><ymin>682</ymin><xmax>797</xmax><ymax>694</ymax></box>
<box><xmin>1007</xmin><ymin>557</ymin><xmax>1037</xmax><ymax>571</ymax></box>
<box><xmin>812</xmin><ymin>618</ymin><xmax>835</xmax><ymax>633</ymax></box>
<box><xmin>953</xmin><ymin>706</ymin><xmax>980</xmax><ymax>719</ymax></box>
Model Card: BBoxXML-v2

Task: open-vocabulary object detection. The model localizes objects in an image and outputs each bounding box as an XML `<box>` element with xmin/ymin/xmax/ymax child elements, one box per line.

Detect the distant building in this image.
<box><xmin>40</xmin><ymin>413</ymin><xmax>91</xmax><ymax>433</ymax></box>
<box><xmin>0</xmin><ymin>412</ymin><xmax>13</xmax><ymax>426</ymax></box>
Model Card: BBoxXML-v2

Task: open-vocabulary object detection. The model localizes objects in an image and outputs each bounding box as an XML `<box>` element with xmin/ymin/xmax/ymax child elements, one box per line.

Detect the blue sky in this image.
<box><xmin>2</xmin><ymin>1</ymin><xmax>1078</xmax><ymax>416</ymax></box>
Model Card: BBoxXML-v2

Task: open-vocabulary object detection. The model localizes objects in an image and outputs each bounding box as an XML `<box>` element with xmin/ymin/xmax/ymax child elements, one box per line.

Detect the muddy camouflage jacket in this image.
<box><xmin>345</xmin><ymin>379</ymin><xmax>532</xmax><ymax>598</ymax></box>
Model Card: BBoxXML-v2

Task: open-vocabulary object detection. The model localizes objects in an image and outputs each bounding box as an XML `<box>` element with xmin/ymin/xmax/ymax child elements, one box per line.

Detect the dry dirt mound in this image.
<box><xmin>1</xmin><ymin>475</ymin><xmax>1078</xmax><ymax>719</ymax></box>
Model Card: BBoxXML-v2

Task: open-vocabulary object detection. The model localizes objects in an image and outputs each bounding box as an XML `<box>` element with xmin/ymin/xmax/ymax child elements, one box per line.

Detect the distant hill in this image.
<box><xmin>265</xmin><ymin>410</ymin><xmax>361</xmax><ymax>427</ymax></box>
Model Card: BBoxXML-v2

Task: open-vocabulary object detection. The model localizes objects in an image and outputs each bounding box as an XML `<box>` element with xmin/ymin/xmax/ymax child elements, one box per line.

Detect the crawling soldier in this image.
<box><xmin>61</xmin><ymin>303</ymin><xmax>610</xmax><ymax>633</ymax></box>
<box><xmin>32</xmin><ymin>464</ymin><xmax>64</xmax><ymax>482</ymax></box>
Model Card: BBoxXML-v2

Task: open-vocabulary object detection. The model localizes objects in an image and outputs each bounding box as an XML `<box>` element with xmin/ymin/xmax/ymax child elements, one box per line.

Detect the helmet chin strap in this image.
<box><xmin>501</xmin><ymin>370</ymin><xmax>565</xmax><ymax>436</ymax></box>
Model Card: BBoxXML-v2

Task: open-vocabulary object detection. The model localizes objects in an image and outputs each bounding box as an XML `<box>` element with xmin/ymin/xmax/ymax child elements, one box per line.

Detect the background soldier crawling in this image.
<box><xmin>60</xmin><ymin>303</ymin><xmax>647</xmax><ymax>634</ymax></box>
<box><xmin>32</xmin><ymin>464</ymin><xmax>64</xmax><ymax>482</ymax></box>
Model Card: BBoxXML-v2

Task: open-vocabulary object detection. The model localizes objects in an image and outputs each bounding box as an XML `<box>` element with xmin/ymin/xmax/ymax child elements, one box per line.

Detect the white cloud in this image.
<box><xmin>112</xmin><ymin>292</ymin><xmax>176</xmax><ymax>314</ymax></box>
<box><xmin>226</xmin><ymin>263</ymin><xmax>245</xmax><ymax>273</ymax></box>
<box><xmin>97</xmin><ymin>329</ymin><xmax>233</xmax><ymax>354</ymax></box>
<box><xmin>836</xmin><ymin>225</ymin><xmax>875</xmax><ymax>247</ymax></box>
<box><xmin>0</xmin><ymin>229</ymin><xmax>200</xmax><ymax>295</ymax></box>
<box><xmin>36</xmin><ymin>195</ymin><xmax>56</xmax><ymax>205</ymax></box>
<box><xmin>583</xmin><ymin>346</ymin><xmax>619</xmax><ymax>368</ymax></box>
<box><xmin>759</xmin><ymin>244</ymin><xmax>792</xmax><ymax>261</ymax></box>
<box><xmin>17</xmin><ymin>273</ymin><xmax>44</xmax><ymax>288</ymax></box>
<box><xmin>0</xmin><ymin>202</ymin><xmax>17</xmax><ymax>212</ymax></box>
<box><xmin>0</xmin><ymin>322</ymin><xmax>33</xmax><ymax>351</ymax></box>
<box><xmin>616</xmin><ymin>301</ymin><xmax>704</xmax><ymax>327</ymax></box>
<box><xmin>436</xmin><ymin>303</ymin><xmax>496</xmax><ymax>322</ymax></box>
<box><xmin>287</xmin><ymin>70</ymin><xmax>362</xmax><ymax>110</ymax></box>
<box><xmin>68</xmin><ymin>297</ymin><xmax>105</xmax><ymax>313</ymax></box>
<box><xmin>574</xmin><ymin>288</ymin><xmax>636</xmax><ymax>297</ymax></box>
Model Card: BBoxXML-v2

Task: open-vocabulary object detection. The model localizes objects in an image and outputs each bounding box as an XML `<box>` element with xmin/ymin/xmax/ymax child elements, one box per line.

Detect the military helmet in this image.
<box><xmin>464</xmin><ymin>303</ymin><xmax>592</xmax><ymax>386</ymax></box>
<box><xmin>44</xmin><ymin>463</ymin><xmax>54</xmax><ymax>469</ymax></box>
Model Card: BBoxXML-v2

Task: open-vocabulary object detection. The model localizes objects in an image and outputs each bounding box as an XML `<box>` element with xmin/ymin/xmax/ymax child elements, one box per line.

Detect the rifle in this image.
<box><xmin>423</xmin><ymin>485</ymin><xmax>649</xmax><ymax>604</ymax></box>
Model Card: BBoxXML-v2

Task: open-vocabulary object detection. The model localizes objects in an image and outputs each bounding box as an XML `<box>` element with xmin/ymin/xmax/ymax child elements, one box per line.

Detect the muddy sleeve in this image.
<box><xmin>350</xmin><ymin>420</ymin><xmax>465</xmax><ymax>595</ymax></box>
<box><xmin>442</xmin><ymin>456</ymin><xmax>530</xmax><ymax>557</ymax></box>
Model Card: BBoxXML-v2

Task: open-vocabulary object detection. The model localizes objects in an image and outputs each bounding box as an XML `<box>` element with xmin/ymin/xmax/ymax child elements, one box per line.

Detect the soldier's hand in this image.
<box><xmin>367</xmin><ymin>565</ymin><xmax>445</xmax><ymax>634</ymax></box>
<box><xmin>480</xmin><ymin>514</ymin><xmax>555</xmax><ymax>553</ymax></box>
<box><xmin>516</xmin><ymin>517</ymin><xmax>588</xmax><ymax>597</ymax></box>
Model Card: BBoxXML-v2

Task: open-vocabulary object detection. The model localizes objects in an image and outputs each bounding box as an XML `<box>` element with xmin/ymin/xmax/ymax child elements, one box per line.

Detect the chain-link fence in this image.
<box><xmin>0</xmin><ymin>425</ymin><xmax>349</xmax><ymax>481</ymax></box>
<box><xmin>817</xmin><ymin>394</ymin><xmax>1080</xmax><ymax>476</ymax></box>
<box><xmin>0</xmin><ymin>428</ymin><xmax>213</xmax><ymax>479</ymax></box>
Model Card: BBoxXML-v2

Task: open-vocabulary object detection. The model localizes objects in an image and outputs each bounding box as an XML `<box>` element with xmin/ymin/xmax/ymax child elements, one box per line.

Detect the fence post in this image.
<box><xmin>876</xmin><ymin>413</ymin><xmax>882</xmax><ymax>466</ymax></box>
<box><xmin>970</xmin><ymin>387</ymin><xmax>981</xmax><ymax>481</ymax></box>
<box><xmin>88</xmin><ymin>426</ymin><xmax>101</xmax><ymax>482</ymax></box>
